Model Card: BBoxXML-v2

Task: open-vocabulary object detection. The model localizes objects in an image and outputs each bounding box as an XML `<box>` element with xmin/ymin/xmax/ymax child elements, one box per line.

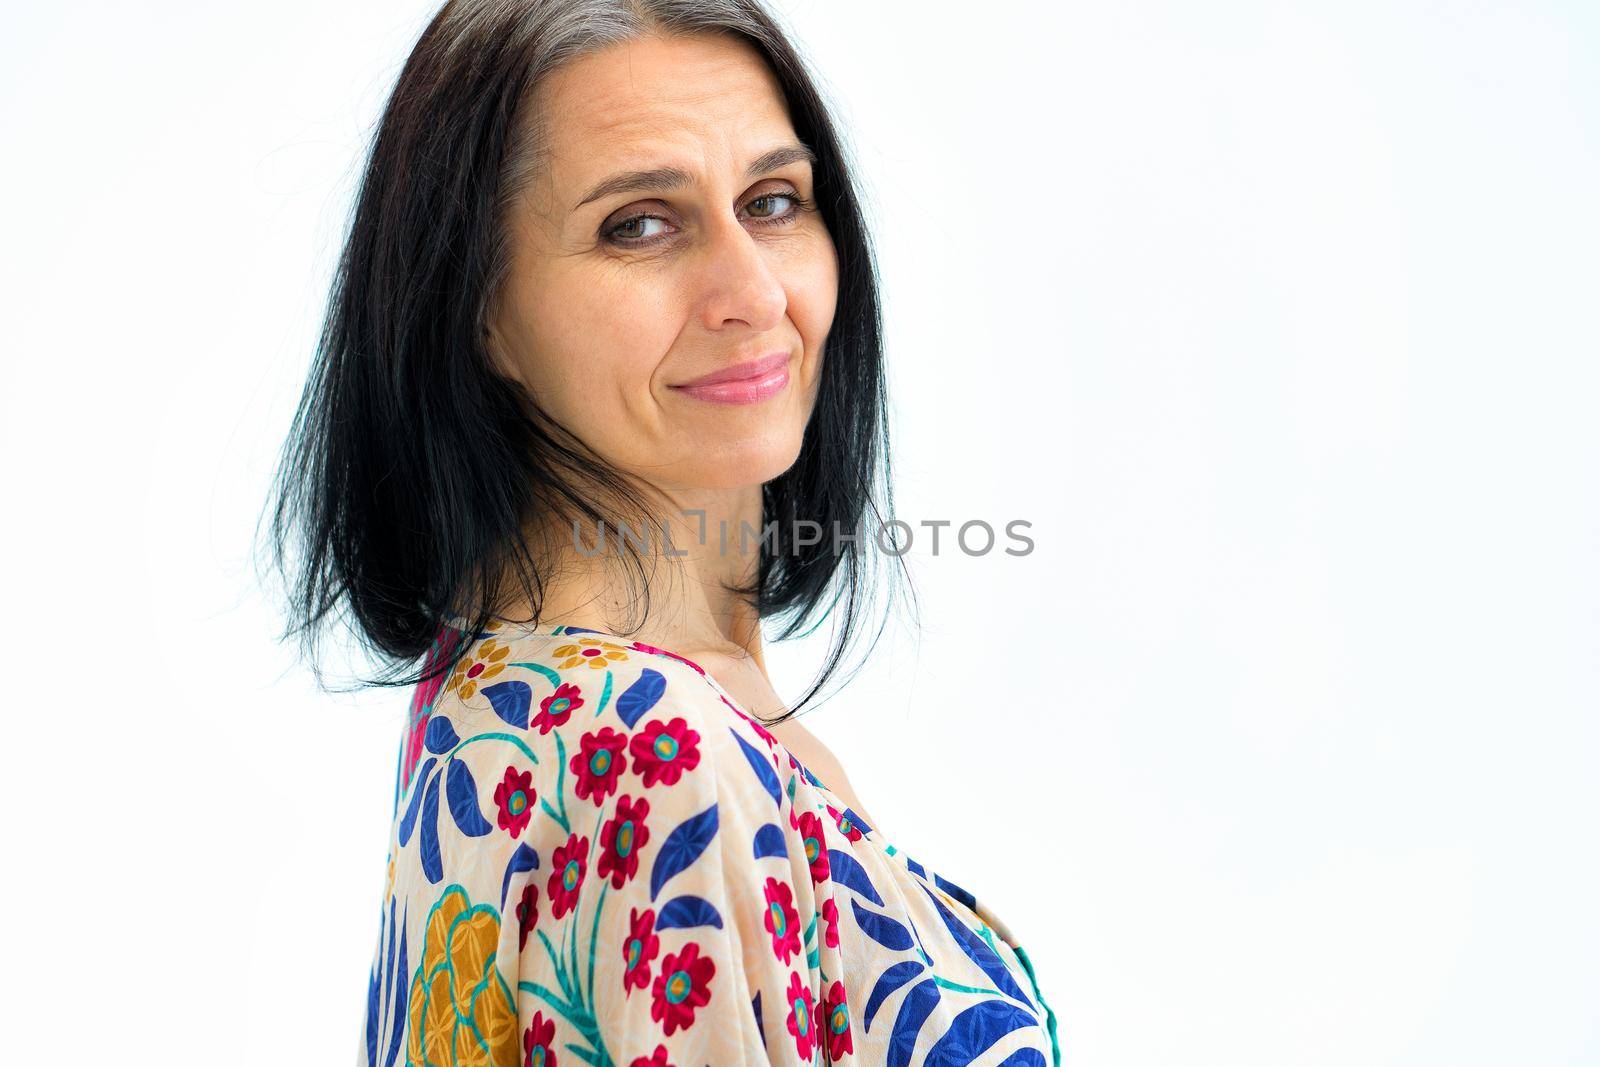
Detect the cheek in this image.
<box><xmin>516</xmin><ymin>277</ymin><xmax>676</xmax><ymax>422</ymax></box>
<box><xmin>788</xmin><ymin>243</ymin><xmax>841</xmax><ymax>373</ymax></box>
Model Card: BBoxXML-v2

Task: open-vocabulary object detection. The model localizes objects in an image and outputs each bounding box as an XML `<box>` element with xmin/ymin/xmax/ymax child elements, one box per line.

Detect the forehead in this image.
<box><xmin>532</xmin><ymin>34</ymin><xmax>799</xmax><ymax>194</ymax></box>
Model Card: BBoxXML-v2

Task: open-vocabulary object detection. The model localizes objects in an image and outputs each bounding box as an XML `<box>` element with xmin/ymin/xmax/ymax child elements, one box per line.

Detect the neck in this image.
<box><xmin>492</xmin><ymin>483</ymin><xmax>770</xmax><ymax>671</ymax></box>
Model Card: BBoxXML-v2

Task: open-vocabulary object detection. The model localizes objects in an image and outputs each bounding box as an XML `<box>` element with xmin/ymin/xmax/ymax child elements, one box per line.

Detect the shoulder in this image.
<box><xmin>439</xmin><ymin>623</ymin><xmax>724</xmax><ymax>717</ymax></box>
<box><xmin>445</xmin><ymin>625</ymin><xmax>742</xmax><ymax>724</ymax></box>
<box><xmin>431</xmin><ymin>625</ymin><xmax>787</xmax><ymax>804</ymax></box>
<box><xmin>390</xmin><ymin>624</ymin><xmax>780</xmax><ymax>899</ymax></box>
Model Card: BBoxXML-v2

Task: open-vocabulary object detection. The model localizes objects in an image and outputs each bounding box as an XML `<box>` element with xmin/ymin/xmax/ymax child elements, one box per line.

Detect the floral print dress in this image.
<box><xmin>359</xmin><ymin>620</ymin><xmax>1061</xmax><ymax>1067</ymax></box>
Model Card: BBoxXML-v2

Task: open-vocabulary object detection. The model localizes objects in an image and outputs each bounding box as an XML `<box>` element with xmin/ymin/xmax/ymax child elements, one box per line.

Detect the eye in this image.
<box><xmin>605</xmin><ymin>212</ymin><xmax>671</xmax><ymax>244</ymax></box>
<box><xmin>602</xmin><ymin>188</ymin><xmax>814</xmax><ymax>249</ymax></box>
<box><xmin>746</xmin><ymin>191</ymin><xmax>803</xmax><ymax>220</ymax></box>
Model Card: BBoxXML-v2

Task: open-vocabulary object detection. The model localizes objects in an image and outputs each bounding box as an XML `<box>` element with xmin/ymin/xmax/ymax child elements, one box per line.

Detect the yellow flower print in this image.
<box><xmin>406</xmin><ymin>884</ymin><xmax>518</xmax><ymax>1067</ymax></box>
<box><xmin>551</xmin><ymin>638</ymin><xmax>632</xmax><ymax>671</ymax></box>
<box><xmin>447</xmin><ymin>637</ymin><xmax>513</xmax><ymax>701</ymax></box>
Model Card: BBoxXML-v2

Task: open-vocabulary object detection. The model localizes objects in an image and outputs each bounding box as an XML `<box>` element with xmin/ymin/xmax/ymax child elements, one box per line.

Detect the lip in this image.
<box><xmin>672</xmin><ymin>351</ymin><xmax>791</xmax><ymax>389</ymax></box>
<box><xmin>668</xmin><ymin>351</ymin><xmax>792</xmax><ymax>406</ymax></box>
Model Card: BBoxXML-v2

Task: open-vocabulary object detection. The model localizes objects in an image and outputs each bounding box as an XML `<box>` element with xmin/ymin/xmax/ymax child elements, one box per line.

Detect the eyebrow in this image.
<box><xmin>573</xmin><ymin>143</ymin><xmax>819</xmax><ymax>211</ymax></box>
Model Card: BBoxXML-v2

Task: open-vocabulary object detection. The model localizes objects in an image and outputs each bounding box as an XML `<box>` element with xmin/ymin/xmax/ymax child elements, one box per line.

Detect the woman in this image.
<box><xmin>265</xmin><ymin>2</ymin><xmax>1060</xmax><ymax>1063</ymax></box>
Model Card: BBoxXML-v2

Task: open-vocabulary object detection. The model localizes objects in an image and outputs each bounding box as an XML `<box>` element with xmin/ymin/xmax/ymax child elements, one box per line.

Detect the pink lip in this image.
<box><xmin>674</xmin><ymin>351</ymin><xmax>791</xmax><ymax>388</ymax></box>
<box><xmin>670</xmin><ymin>351</ymin><xmax>791</xmax><ymax>405</ymax></box>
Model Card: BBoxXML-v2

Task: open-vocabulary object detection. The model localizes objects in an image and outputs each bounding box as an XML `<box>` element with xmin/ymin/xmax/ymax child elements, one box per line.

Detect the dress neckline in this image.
<box><xmin>442</xmin><ymin>614</ymin><xmax>787</xmax><ymax>742</ymax></box>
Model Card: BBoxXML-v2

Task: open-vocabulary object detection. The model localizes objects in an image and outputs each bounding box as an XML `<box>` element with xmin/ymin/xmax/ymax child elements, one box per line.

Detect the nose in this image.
<box><xmin>694</xmin><ymin>213</ymin><xmax>787</xmax><ymax>333</ymax></box>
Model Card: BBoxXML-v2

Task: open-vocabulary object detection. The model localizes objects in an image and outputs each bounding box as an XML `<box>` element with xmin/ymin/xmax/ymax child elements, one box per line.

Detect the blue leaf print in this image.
<box><xmin>752</xmin><ymin>822</ymin><xmax>789</xmax><ymax>860</ymax></box>
<box><xmin>656</xmin><ymin>894</ymin><xmax>725</xmax><ymax>931</ymax></box>
<box><xmin>384</xmin><ymin>908</ymin><xmax>407</xmax><ymax>1067</ymax></box>
<box><xmin>419</xmin><ymin>771</ymin><xmax>443</xmax><ymax>884</ymax></box>
<box><xmin>615</xmin><ymin>668</ymin><xmax>666</xmax><ymax>729</ymax></box>
<box><xmin>888</xmin><ymin>976</ymin><xmax>942</xmax><ymax>1067</ymax></box>
<box><xmin>996</xmin><ymin>1050</ymin><xmax>1048</xmax><ymax>1067</ymax></box>
<box><xmin>382</xmin><ymin>894</ymin><xmax>399</xmax><ymax>1022</ymax></box>
<box><xmin>499</xmin><ymin>843</ymin><xmax>542</xmax><ymax>910</ymax></box>
<box><xmin>863</xmin><ymin>960</ymin><xmax>925</xmax><ymax>1032</ymax></box>
<box><xmin>423</xmin><ymin>716</ymin><xmax>459</xmax><ymax>754</ymax></box>
<box><xmin>918</xmin><ymin>881</ymin><xmax>1033</xmax><ymax>1008</ymax></box>
<box><xmin>851</xmin><ymin>898</ymin><xmax>914</xmax><ymax>950</ymax></box>
<box><xmin>397</xmin><ymin>757</ymin><xmax>436</xmax><ymax>847</ymax></box>
<box><xmin>827</xmin><ymin>850</ymin><xmax>885</xmax><ymax>906</ymax></box>
<box><xmin>483</xmin><ymin>680</ymin><xmax>532</xmax><ymax>729</ymax></box>
<box><xmin>650</xmin><ymin>801</ymin><xmax>718</xmax><ymax>901</ymax></box>
<box><xmin>732</xmin><ymin>727</ymin><xmax>781</xmax><ymax>805</ymax></box>
<box><xmin>924</xmin><ymin>1000</ymin><xmax>1039</xmax><ymax>1066</ymax></box>
<box><xmin>906</xmin><ymin>909</ymin><xmax>936</xmax><ymax>967</ymax></box>
<box><xmin>364</xmin><ymin>957</ymin><xmax>379</xmax><ymax>1065</ymax></box>
<box><xmin>445</xmin><ymin>759</ymin><xmax>494</xmax><ymax>838</ymax></box>
<box><xmin>842</xmin><ymin>807</ymin><xmax>874</xmax><ymax>837</ymax></box>
<box><xmin>934</xmin><ymin>871</ymin><xmax>978</xmax><ymax>911</ymax></box>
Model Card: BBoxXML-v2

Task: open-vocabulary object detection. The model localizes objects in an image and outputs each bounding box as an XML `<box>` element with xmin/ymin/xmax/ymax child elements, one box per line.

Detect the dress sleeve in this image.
<box><xmin>506</xmin><ymin>649</ymin><xmax>845</xmax><ymax>1067</ymax></box>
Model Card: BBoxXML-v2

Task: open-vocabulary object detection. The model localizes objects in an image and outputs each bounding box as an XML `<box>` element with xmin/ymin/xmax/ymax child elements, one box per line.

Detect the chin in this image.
<box><xmin>682</xmin><ymin>434</ymin><xmax>805</xmax><ymax>491</ymax></box>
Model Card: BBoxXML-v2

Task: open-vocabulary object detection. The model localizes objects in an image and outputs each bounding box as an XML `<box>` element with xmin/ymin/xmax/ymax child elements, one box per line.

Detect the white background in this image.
<box><xmin>3</xmin><ymin>1</ymin><xmax>1596</xmax><ymax>1063</ymax></box>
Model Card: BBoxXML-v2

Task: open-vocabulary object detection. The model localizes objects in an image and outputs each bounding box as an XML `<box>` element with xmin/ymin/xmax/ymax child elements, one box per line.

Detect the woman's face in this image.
<box><xmin>487</xmin><ymin>32</ymin><xmax>839</xmax><ymax>497</ymax></box>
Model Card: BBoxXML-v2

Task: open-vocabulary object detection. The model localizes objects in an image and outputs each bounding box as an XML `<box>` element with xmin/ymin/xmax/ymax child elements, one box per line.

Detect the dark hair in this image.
<box><xmin>257</xmin><ymin>0</ymin><xmax>912</xmax><ymax>724</ymax></box>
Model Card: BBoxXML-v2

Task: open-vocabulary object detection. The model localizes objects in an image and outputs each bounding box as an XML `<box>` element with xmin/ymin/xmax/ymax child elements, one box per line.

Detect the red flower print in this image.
<box><xmin>822</xmin><ymin>979</ymin><xmax>853</xmax><ymax>1061</ymax></box>
<box><xmin>547</xmin><ymin>833</ymin><xmax>588</xmax><ymax>920</ymax></box>
<box><xmin>796</xmin><ymin>809</ymin><xmax>831</xmax><ymax>884</ymax></box>
<box><xmin>523</xmin><ymin>1009</ymin><xmax>558</xmax><ymax>1067</ymax></box>
<box><xmin>821</xmin><ymin>896</ymin><xmax>840</xmax><ymax>949</ymax></box>
<box><xmin>493</xmin><ymin>766</ymin><xmax>537</xmax><ymax>837</ymax></box>
<box><xmin>515</xmin><ymin>882</ymin><xmax>540</xmax><ymax>951</ymax></box>
<box><xmin>532</xmin><ymin>682</ymin><xmax>584</xmax><ymax>735</ymax></box>
<box><xmin>598</xmin><ymin>794</ymin><xmax>651</xmax><ymax>889</ymax></box>
<box><xmin>651</xmin><ymin>941</ymin><xmax>715</xmax><ymax>1037</ymax></box>
<box><xmin>827</xmin><ymin>801</ymin><xmax>864</xmax><ymax>843</ymax></box>
<box><xmin>622</xmin><ymin>906</ymin><xmax>660</xmax><ymax>997</ymax></box>
<box><xmin>763</xmin><ymin>877</ymin><xmax>802</xmax><ymax>964</ymax></box>
<box><xmin>629</xmin><ymin>1047</ymin><xmax>674</xmax><ymax>1067</ymax></box>
<box><xmin>571</xmin><ymin>727</ymin><xmax>628</xmax><ymax>805</ymax></box>
<box><xmin>628</xmin><ymin>717</ymin><xmax>702</xmax><ymax>788</ymax></box>
<box><xmin>784</xmin><ymin>969</ymin><xmax>817</xmax><ymax>1062</ymax></box>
